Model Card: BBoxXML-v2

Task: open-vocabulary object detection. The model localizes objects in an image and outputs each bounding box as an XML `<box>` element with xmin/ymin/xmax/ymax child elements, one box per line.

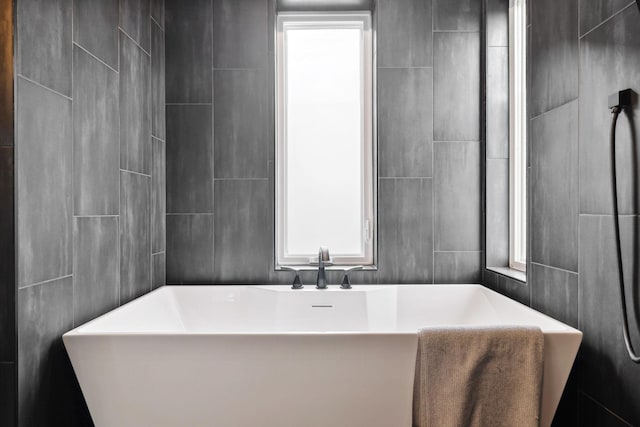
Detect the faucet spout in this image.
<box><xmin>316</xmin><ymin>247</ymin><xmax>332</xmax><ymax>289</ymax></box>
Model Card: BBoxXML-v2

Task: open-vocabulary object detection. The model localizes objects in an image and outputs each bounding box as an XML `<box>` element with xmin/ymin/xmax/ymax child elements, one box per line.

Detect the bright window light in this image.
<box><xmin>275</xmin><ymin>12</ymin><xmax>375</xmax><ymax>267</ymax></box>
<box><xmin>509</xmin><ymin>0</ymin><xmax>527</xmax><ymax>271</ymax></box>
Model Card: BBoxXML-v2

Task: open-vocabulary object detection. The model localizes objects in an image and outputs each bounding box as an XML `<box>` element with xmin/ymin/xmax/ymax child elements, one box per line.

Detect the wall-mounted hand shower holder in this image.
<box><xmin>609</xmin><ymin>88</ymin><xmax>640</xmax><ymax>363</ymax></box>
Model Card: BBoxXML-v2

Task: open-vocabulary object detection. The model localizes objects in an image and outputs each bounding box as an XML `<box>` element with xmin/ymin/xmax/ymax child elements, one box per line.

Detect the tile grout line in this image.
<box><xmin>16</xmin><ymin>74</ymin><xmax>72</xmax><ymax>101</ymax></box>
<box><xmin>530</xmin><ymin>261</ymin><xmax>578</xmax><ymax>276</ymax></box>
<box><xmin>18</xmin><ymin>275</ymin><xmax>74</xmax><ymax>291</ymax></box>
<box><xmin>119</xmin><ymin>26</ymin><xmax>151</xmax><ymax>57</ymax></box>
<box><xmin>72</xmin><ymin>41</ymin><xmax>119</xmax><ymax>74</ymax></box>
<box><xmin>579</xmin><ymin>1</ymin><xmax>637</xmax><ymax>40</ymax></box>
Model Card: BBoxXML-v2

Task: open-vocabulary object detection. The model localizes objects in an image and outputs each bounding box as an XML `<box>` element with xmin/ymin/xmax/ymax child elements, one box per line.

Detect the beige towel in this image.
<box><xmin>413</xmin><ymin>326</ymin><xmax>544</xmax><ymax>427</ymax></box>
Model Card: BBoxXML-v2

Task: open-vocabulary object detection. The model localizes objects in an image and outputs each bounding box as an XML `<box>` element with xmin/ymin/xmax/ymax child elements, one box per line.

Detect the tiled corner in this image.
<box><xmin>530</xmin><ymin>262</ymin><xmax>578</xmax><ymax>327</ymax></box>
<box><xmin>434</xmin><ymin>251</ymin><xmax>482</xmax><ymax>283</ymax></box>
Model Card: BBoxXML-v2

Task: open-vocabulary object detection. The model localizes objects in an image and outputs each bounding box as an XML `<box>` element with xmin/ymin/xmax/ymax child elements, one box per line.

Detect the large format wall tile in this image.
<box><xmin>213</xmin><ymin>0</ymin><xmax>268</xmax><ymax>69</ymax></box>
<box><xmin>120</xmin><ymin>0</ymin><xmax>150</xmax><ymax>52</ymax></box>
<box><xmin>17</xmin><ymin>78</ymin><xmax>72</xmax><ymax>288</ymax></box>
<box><xmin>73</xmin><ymin>46</ymin><xmax>119</xmax><ymax>216</ymax></box>
<box><xmin>18</xmin><ymin>277</ymin><xmax>74</xmax><ymax>427</ymax></box>
<box><xmin>73</xmin><ymin>0</ymin><xmax>119</xmax><ymax>70</ymax></box>
<box><xmin>120</xmin><ymin>31</ymin><xmax>151</xmax><ymax>175</ymax></box>
<box><xmin>579</xmin><ymin>0</ymin><xmax>634</xmax><ymax>37</ymax></box>
<box><xmin>434</xmin><ymin>251</ymin><xmax>481</xmax><ymax>283</ymax></box>
<box><xmin>165</xmin><ymin>0</ymin><xmax>212</xmax><ymax>103</ymax></box>
<box><xmin>213</xmin><ymin>180</ymin><xmax>271</xmax><ymax>283</ymax></box>
<box><xmin>17</xmin><ymin>0</ymin><xmax>71</xmax><ymax>96</ymax></box>
<box><xmin>529</xmin><ymin>0</ymin><xmax>578</xmax><ymax>117</ymax></box>
<box><xmin>579</xmin><ymin>6</ymin><xmax>640</xmax><ymax>215</ymax></box>
<box><xmin>434</xmin><ymin>32</ymin><xmax>480</xmax><ymax>141</ymax></box>
<box><xmin>434</xmin><ymin>141</ymin><xmax>481</xmax><ymax>251</ymax></box>
<box><xmin>120</xmin><ymin>171</ymin><xmax>151</xmax><ymax>304</ymax></box>
<box><xmin>433</xmin><ymin>0</ymin><xmax>481</xmax><ymax>31</ymax></box>
<box><xmin>378</xmin><ymin>178</ymin><xmax>433</xmax><ymax>283</ymax></box>
<box><xmin>377</xmin><ymin>0</ymin><xmax>432</xmax><ymax>68</ymax></box>
<box><xmin>579</xmin><ymin>215</ymin><xmax>640</xmax><ymax>425</ymax></box>
<box><xmin>213</xmin><ymin>69</ymin><xmax>268</xmax><ymax>179</ymax></box>
<box><xmin>0</xmin><ymin>147</ymin><xmax>13</xmax><ymax>361</ymax></box>
<box><xmin>166</xmin><ymin>104</ymin><xmax>213</xmax><ymax>213</ymax></box>
<box><xmin>73</xmin><ymin>217</ymin><xmax>119</xmax><ymax>326</ymax></box>
<box><xmin>166</xmin><ymin>214</ymin><xmax>214</xmax><ymax>283</ymax></box>
<box><xmin>151</xmin><ymin>21</ymin><xmax>165</xmax><ymax>141</ymax></box>
<box><xmin>152</xmin><ymin>137</ymin><xmax>166</xmax><ymax>253</ymax></box>
<box><xmin>530</xmin><ymin>263</ymin><xmax>578</xmax><ymax>327</ymax></box>
<box><xmin>530</xmin><ymin>101</ymin><xmax>578</xmax><ymax>272</ymax></box>
<box><xmin>378</xmin><ymin>68</ymin><xmax>433</xmax><ymax>178</ymax></box>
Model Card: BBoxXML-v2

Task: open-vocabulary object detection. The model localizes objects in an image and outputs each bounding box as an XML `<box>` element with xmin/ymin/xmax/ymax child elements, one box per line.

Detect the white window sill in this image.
<box><xmin>487</xmin><ymin>266</ymin><xmax>526</xmax><ymax>283</ymax></box>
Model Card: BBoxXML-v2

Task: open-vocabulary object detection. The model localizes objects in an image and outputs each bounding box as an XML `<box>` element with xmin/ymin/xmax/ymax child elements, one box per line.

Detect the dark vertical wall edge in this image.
<box><xmin>0</xmin><ymin>0</ymin><xmax>15</xmax><ymax>425</ymax></box>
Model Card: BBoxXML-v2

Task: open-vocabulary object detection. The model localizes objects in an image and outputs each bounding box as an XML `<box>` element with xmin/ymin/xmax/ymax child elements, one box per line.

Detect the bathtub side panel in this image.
<box><xmin>64</xmin><ymin>333</ymin><xmax>418</xmax><ymax>427</ymax></box>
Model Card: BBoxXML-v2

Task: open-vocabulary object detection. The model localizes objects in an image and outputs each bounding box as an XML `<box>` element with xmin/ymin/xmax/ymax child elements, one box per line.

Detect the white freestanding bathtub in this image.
<box><xmin>63</xmin><ymin>284</ymin><xmax>581</xmax><ymax>427</ymax></box>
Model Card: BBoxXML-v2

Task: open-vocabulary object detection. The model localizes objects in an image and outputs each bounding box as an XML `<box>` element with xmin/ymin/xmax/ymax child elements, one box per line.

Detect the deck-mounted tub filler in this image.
<box><xmin>63</xmin><ymin>285</ymin><xmax>582</xmax><ymax>427</ymax></box>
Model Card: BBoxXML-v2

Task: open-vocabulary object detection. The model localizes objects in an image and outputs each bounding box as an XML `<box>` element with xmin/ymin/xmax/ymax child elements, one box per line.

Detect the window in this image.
<box><xmin>275</xmin><ymin>12</ymin><xmax>375</xmax><ymax>267</ymax></box>
<box><xmin>509</xmin><ymin>0</ymin><xmax>527</xmax><ymax>271</ymax></box>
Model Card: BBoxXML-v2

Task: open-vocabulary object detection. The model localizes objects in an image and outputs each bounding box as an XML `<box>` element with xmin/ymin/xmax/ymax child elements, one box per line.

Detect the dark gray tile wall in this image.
<box><xmin>529</xmin><ymin>0</ymin><xmax>578</xmax><ymax>118</ymax></box>
<box><xmin>165</xmin><ymin>0</ymin><xmax>483</xmax><ymax>285</ymax></box>
<box><xmin>15</xmin><ymin>2</ymin><xmax>165</xmax><ymax>425</ymax></box>
<box><xmin>481</xmin><ymin>1</ymin><xmax>640</xmax><ymax>425</ymax></box>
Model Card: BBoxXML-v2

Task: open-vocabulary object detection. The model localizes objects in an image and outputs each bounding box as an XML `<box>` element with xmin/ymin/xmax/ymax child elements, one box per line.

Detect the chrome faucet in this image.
<box><xmin>316</xmin><ymin>247</ymin><xmax>332</xmax><ymax>289</ymax></box>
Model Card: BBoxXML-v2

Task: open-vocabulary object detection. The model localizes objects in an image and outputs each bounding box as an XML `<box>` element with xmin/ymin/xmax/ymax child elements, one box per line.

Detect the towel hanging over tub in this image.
<box><xmin>412</xmin><ymin>326</ymin><xmax>544</xmax><ymax>427</ymax></box>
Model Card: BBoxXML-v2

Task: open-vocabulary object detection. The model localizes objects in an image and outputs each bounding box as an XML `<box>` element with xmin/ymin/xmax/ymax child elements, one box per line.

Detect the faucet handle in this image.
<box><xmin>341</xmin><ymin>265</ymin><xmax>363</xmax><ymax>289</ymax></box>
<box><xmin>281</xmin><ymin>266</ymin><xmax>304</xmax><ymax>289</ymax></box>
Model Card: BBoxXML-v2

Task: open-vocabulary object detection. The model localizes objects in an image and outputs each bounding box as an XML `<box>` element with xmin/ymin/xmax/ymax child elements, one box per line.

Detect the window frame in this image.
<box><xmin>275</xmin><ymin>11</ymin><xmax>376</xmax><ymax>268</ymax></box>
<box><xmin>508</xmin><ymin>0</ymin><xmax>527</xmax><ymax>272</ymax></box>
